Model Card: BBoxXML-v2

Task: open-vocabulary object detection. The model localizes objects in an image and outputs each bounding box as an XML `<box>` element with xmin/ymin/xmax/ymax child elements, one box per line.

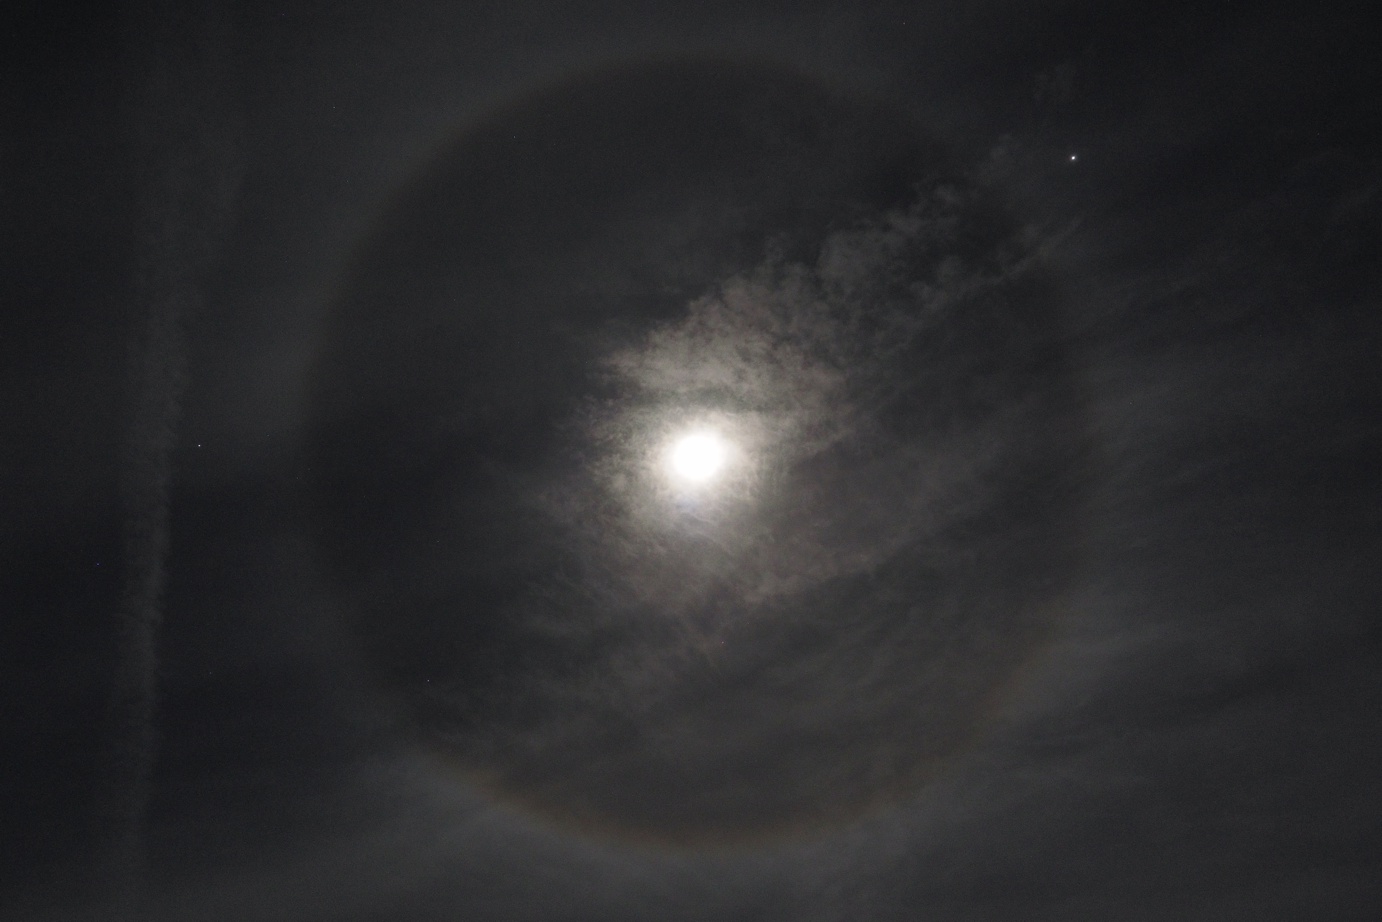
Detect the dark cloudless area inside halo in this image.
<box><xmin>2</xmin><ymin>0</ymin><xmax>1381</xmax><ymax>919</ymax></box>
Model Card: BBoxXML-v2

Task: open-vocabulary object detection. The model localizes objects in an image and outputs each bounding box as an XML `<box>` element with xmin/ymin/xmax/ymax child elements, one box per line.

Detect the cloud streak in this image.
<box><xmin>101</xmin><ymin>2</ymin><xmax>241</xmax><ymax>915</ymax></box>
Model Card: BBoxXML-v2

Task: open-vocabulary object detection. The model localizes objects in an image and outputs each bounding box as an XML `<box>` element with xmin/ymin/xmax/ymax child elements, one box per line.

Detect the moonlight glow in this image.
<box><xmin>668</xmin><ymin>430</ymin><xmax>729</xmax><ymax>483</ymax></box>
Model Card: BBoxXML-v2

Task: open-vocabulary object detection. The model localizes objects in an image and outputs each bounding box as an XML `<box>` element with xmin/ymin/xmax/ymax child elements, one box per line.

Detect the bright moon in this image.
<box><xmin>668</xmin><ymin>431</ymin><xmax>728</xmax><ymax>483</ymax></box>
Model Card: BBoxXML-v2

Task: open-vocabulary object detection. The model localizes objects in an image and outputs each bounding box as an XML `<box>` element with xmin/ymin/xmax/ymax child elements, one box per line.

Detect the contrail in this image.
<box><xmin>103</xmin><ymin>263</ymin><xmax>186</xmax><ymax>919</ymax></box>
<box><xmin>100</xmin><ymin>3</ymin><xmax>239</xmax><ymax>916</ymax></box>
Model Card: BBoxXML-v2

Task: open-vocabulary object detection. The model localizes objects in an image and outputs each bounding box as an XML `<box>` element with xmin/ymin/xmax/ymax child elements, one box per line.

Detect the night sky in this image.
<box><xmin>4</xmin><ymin>1</ymin><xmax>1381</xmax><ymax>919</ymax></box>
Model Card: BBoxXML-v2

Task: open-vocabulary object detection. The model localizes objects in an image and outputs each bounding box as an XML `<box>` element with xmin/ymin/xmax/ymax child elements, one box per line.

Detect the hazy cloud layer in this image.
<box><xmin>6</xmin><ymin>2</ymin><xmax>1379</xmax><ymax>921</ymax></box>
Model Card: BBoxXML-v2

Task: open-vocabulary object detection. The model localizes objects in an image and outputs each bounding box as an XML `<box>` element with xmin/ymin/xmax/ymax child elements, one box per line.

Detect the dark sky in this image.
<box><xmin>4</xmin><ymin>1</ymin><xmax>1381</xmax><ymax>919</ymax></box>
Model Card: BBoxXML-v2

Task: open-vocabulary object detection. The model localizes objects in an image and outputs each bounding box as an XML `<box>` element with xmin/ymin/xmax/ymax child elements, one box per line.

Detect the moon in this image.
<box><xmin>668</xmin><ymin>430</ymin><xmax>729</xmax><ymax>484</ymax></box>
